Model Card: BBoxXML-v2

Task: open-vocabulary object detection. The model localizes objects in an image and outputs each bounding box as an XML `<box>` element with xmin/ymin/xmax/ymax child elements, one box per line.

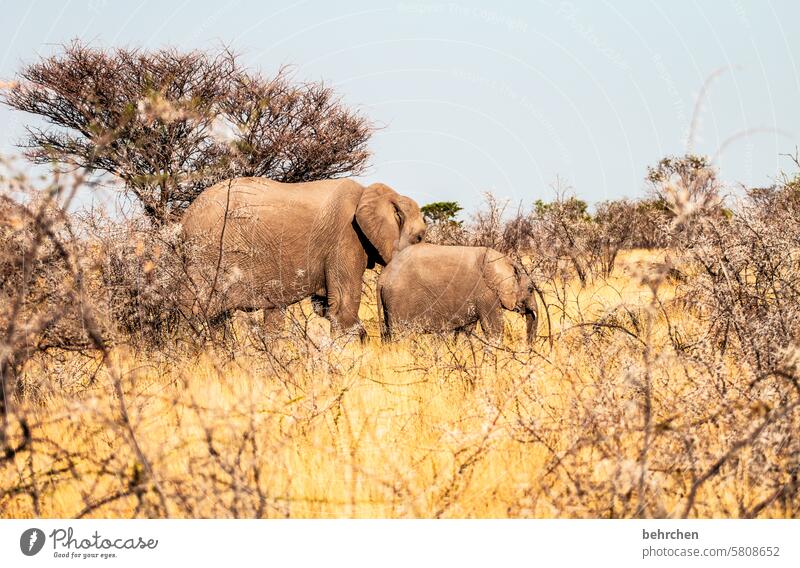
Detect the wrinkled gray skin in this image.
<box><xmin>180</xmin><ymin>177</ymin><xmax>426</xmax><ymax>338</ymax></box>
<box><xmin>377</xmin><ymin>244</ymin><xmax>538</xmax><ymax>344</ymax></box>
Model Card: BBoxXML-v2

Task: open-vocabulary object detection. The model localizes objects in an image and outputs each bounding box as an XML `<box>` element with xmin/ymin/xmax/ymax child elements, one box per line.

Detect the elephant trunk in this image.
<box><xmin>525</xmin><ymin>308</ymin><xmax>537</xmax><ymax>345</ymax></box>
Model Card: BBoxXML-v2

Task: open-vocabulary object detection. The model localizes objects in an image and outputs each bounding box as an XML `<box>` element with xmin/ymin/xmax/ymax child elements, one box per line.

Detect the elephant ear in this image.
<box><xmin>483</xmin><ymin>249</ymin><xmax>518</xmax><ymax>310</ymax></box>
<box><xmin>355</xmin><ymin>183</ymin><xmax>401</xmax><ymax>265</ymax></box>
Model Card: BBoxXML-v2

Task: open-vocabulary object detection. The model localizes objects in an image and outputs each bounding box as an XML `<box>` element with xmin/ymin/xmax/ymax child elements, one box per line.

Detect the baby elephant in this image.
<box><xmin>377</xmin><ymin>244</ymin><xmax>538</xmax><ymax>343</ymax></box>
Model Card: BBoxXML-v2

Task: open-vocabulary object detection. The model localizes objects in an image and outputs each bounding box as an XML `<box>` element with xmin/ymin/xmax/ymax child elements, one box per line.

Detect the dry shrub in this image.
<box><xmin>1</xmin><ymin>152</ymin><xmax>799</xmax><ymax>519</ymax></box>
<box><xmin>677</xmin><ymin>181</ymin><xmax>800</xmax><ymax>376</ymax></box>
<box><xmin>456</xmin><ymin>188</ymin><xmax>670</xmax><ymax>289</ymax></box>
<box><xmin>80</xmin><ymin>211</ymin><xmax>188</xmax><ymax>346</ymax></box>
<box><xmin>443</xmin><ymin>158</ymin><xmax>714</xmax><ymax>285</ymax></box>
<box><xmin>0</xmin><ymin>163</ymin><xmax>107</xmax><ymax>404</ymax></box>
<box><xmin>423</xmin><ymin>221</ymin><xmax>468</xmax><ymax>246</ymax></box>
<box><xmin>624</xmin><ymin>198</ymin><xmax>673</xmax><ymax>249</ymax></box>
<box><xmin>3</xmin><ymin>251</ymin><xmax>797</xmax><ymax>518</ymax></box>
<box><xmin>510</xmin><ymin>284</ymin><xmax>800</xmax><ymax>518</ymax></box>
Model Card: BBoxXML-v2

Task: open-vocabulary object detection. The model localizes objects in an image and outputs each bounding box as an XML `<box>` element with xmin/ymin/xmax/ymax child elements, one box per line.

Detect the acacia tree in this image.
<box><xmin>420</xmin><ymin>201</ymin><xmax>464</xmax><ymax>245</ymax></box>
<box><xmin>2</xmin><ymin>41</ymin><xmax>373</xmax><ymax>224</ymax></box>
<box><xmin>646</xmin><ymin>154</ymin><xmax>721</xmax><ymax>204</ymax></box>
<box><xmin>421</xmin><ymin>201</ymin><xmax>462</xmax><ymax>225</ymax></box>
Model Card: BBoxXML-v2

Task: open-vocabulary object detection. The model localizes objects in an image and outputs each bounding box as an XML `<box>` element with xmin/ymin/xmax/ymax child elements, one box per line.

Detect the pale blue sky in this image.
<box><xmin>1</xmin><ymin>0</ymin><xmax>798</xmax><ymax>213</ymax></box>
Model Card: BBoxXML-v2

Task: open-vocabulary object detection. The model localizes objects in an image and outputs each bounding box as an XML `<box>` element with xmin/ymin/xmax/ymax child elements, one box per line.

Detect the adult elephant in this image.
<box><xmin>179</xmin><ymin>177</ymin><xmax>426</xmax><ymax>339</ymax></box>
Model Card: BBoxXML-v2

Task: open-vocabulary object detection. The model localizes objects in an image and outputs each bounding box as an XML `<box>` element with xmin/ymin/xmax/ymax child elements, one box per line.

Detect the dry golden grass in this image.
<box><xmin>0</xmin><ymin>250</ymin><xmax>794</xmax><ymax>518</ymax></box>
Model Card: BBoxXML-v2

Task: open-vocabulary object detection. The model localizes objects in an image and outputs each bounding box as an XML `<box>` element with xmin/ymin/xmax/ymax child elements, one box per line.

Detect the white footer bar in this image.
<box><xmin>1</xmin><ymin>519</ymin><xmax>797</xmax><ymax>567</ymax></box>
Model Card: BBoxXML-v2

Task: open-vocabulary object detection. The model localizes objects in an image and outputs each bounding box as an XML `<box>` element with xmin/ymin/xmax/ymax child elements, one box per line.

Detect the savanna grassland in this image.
<box><xmin>1</xmin><ymin>43</ymin><xmax>798</xmax><ymax>520</ymax></box>
<box><xmin>2</xmin><ymin>248</ymin><xmax>797</xmax><ymax>519</ymax></box>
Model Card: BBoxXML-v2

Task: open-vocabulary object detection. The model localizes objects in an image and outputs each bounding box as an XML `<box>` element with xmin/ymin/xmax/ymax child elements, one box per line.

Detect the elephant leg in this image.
<box><xmin>325</xmin><ymin>279</ymin><xmax>366</xmax><ymax>342</ymax></box>
<box><xmin>324</xmin><ymin>258</ymin><xmax>367</xmax><ymax>342</ymax></box>
<box><xmin>478</xmin><ymin>308</ymin><xmax>504</xmax><ymax>344</ymax></box>
<box><xmin>328</xmin><ymin>293</ymin><xmax>365</xmax><ymax>342</ymax></box>
<box><xmin>261</xmin><ymin>307</ymin><xmax>285</xmax><ymax>337</ymax></box>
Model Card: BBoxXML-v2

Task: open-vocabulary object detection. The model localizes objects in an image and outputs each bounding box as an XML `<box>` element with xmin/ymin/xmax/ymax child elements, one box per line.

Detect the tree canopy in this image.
<box><xmin>421</xmin><ymin>201</ymin><xmax>463</xmax><ymax>225</ymax></box>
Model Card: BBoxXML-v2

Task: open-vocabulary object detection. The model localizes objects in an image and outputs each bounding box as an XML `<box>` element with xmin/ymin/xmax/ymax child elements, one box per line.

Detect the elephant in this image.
<box><xmin>179</xmin><ymin>177</ymin><xmax>426</xmax><ymax>338</ymax></box>
<box><xmin>376</xmin><ymin>244</ymin><xmax>538</xmax><ymax>344</ymax></box>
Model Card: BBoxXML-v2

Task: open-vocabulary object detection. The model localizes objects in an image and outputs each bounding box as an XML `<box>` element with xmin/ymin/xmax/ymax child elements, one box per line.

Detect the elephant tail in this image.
<box><xmin>376</xmin><ymin>280</ymin><xmax>389</xmax><ymax>342</ymax></box>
